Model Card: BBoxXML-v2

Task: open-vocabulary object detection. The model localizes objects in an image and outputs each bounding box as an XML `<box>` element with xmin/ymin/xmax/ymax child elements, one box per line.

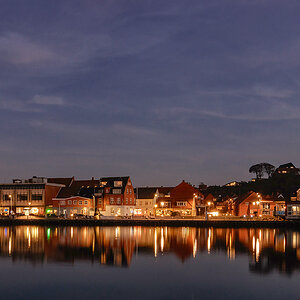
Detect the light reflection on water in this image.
<box><xmin>0</xmin><ymin>226</ymin><xmax>299</xmax><ymax>274</ymax></box>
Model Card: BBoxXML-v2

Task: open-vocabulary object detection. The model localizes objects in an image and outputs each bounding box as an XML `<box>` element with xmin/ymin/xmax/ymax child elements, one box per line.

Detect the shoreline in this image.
<box><xmin>0</xmin><ymin>218</ymin><xmax>300</xmax><ymax>228</ymax></box>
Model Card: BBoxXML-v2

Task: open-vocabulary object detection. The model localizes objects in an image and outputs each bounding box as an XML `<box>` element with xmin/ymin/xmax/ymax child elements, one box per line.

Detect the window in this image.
<box><xmin>117</xmin><ymin>198</ymin><xmax>121</xmax><ymax>204</ymax></box>
<box><xmin>68</xmin><ymin>200</ymin><xmax>72</xmax><ymax>205</ymax></box>
<box><xmin>32</xmin><ymin>194</ymin><xmax>43</xmax><ymax>201</ymax></box>
<box><xmin>84</xmin><ymin>200</ymin><xmax>88</xmax><ymax>205</ymax></box>
<box><xmin>113</xmin><ymin>189</ymin><xmax>121</xmax><ymax>194</ymax></box>
<box><xmin>17</xmin><ymin>194</ymin><xmax>28</xmax><ymax>201</ymax></box>
<box><xmin>98</xmin><ymin>199</ymin><xmax>102</xmax><ymax>205</ymax></box>
<box><xmin>127</xmin><ymin>188</ymin><xmax>129</xmax><ymax>194</ymax></box>
<box><xmin>125</xmin><ymin>198</ymin><xmax>128</xmax><ymax>204</ymax></box>
<box><xmin>79</xmin><ymin>201</ymin><xmax>83</xmax><ymax>205</ymax></box>
<box><xmin>111</xmin><ymin>208</ymin><xmax>115</xmax><ymax>214</ymax></box>
<box><xmin>177</xmin><ymin>201</ymin><xmax>187</xmax><ymax>207</ymax></box>
<box><xmin>145</xmin><ymin>201</ymin><xmax>148</xmax><ymax>206</ymax></box>
<box><xmin>114</xmin><ymin>181</ymin><xmax>122</xmax><ymax>187</ymax></box>
<box><xmin>60</xmin><ymin>200</ymin><xmax>66</xmax><ymax>205</ymax></box>
<box><xmin>110</xmin><ymin>197</ymin><xmax>114</xmax><ymax>204</ymax></box>
<box><xmin>3</xmin><ymin>194</ymin><xmax>11</xmax><ymax>201</ymax></box>
<box><xmin>129</xmin><ymin>189</ymin><xmax>132</xmax><ymax>194</ymax></box>
<box><xmin>73</xmin><ymin>200</ymin><xmax>77</xmax><ymax>205</ymax></box>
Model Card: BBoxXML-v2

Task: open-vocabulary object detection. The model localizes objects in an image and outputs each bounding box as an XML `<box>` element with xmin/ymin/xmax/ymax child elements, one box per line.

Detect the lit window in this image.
<box><xmin>84</xmin><ymin>200</ymin><xmax>88</xmax><ymax>205</ymax></box>
<box><xmin>126</xmin><ymin>198</ymin><xmax>128</xmax><ymax>204</ymax></box>
<box><xmin>113</xmin><ymin>189</ymin><xmax>121</xmax><ymax>194</ymax></box>
<box><xmin>79</xmin><ymin>201</ymin><xmax>83</xmax><ymax>205</ymax></box>
<box><xmin>73</xmin><ymin>200</ymin><xmax>77</xmax><ymax>205</ymax></box>
<box><xmin>117</xmin><ymin>198</ymin><xmax>121</xmax><ymax>204</ymax></box>
<box><xmin>68</xmin><ymin>200</ymin><xmax>72</xmax><ymax>205</ymax></box>
<box><xmin>110</xmin><ymin>197</ymin><xmax>114</xmax><ymax>204</ymax></box>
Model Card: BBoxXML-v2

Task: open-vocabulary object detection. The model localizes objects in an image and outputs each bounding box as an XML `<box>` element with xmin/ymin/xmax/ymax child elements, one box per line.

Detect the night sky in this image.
<box><xmin>1</xmin><ymin>0</ymin><xmax>300</xmax><ymax>186</ymax></box>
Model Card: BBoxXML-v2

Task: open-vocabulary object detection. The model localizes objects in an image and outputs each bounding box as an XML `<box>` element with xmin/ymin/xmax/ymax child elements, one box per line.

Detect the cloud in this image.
<box><xmin>0</xmin><ymin>99</ymin><xmax>41</xmax><ymax>112</ymax></box>
<box><xmin>0</xmin><ymin>32</ymin><xmax>56</xmax><ymax>64</ymax></box>
<box><xmin>31</xmin><ymin>95</ymin><xmax>65</xmax><ymax>106</ymax></box>
<box><xmin>166</xmin><ymin>100</ymin><xmax>300</xmax><ymax>122</ymax></box>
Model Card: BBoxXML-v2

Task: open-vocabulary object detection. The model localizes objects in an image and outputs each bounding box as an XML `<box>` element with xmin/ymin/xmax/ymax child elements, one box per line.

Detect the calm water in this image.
<box><xmin>0</xmin><ymin>226</ymin><xmax>299</xmax><ymax>299</ymax></box>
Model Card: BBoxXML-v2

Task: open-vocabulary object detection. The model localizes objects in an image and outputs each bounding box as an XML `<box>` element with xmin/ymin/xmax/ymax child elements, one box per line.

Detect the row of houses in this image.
<box><xmin>1</xmin><ymin>176</ymin><xmax>300</xmax><ymax>219</ymax></box>
<box><xmin>0</xmin><ymin>176</ymin><xmax>135</xmax><ymax>217</ymax></box>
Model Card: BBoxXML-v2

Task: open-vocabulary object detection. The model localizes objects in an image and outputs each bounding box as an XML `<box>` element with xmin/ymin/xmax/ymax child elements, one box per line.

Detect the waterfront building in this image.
<box><xmin>0</xmin><ymin>176</ymin><xmax>64</xmax><ymax>215</ymax></box>
<box><xmin>232</xmin><ymin>191</ymin><xmax>286</xmax><ymax>217</ymax></box>
<box><xmin>98</xmin><ymin>176</ymin><xmax>135</xmax><ymax>217</ymax></box>
<box><xmin>51</xmin><ymin>178</ymin><xmax>99</xmax><ymax>217</ymax></box>
<box><xmin>156</xmin><ymin>181</ymin><xmax>204</xmax><ymax>216</ymax></box>
<box><xmin>286</xmin><ymin>201</ymin><xmax>300</xmax><ymax>219</ymax></box>
<box><xmin>135</xmin><ymin>187</ymin><xmax>158</xmax><ymax>216</ymax></box>
<box><xmin>135</xmin><ymin>186</ymin><xmax>173</xmax><ymax>216</ymax></box>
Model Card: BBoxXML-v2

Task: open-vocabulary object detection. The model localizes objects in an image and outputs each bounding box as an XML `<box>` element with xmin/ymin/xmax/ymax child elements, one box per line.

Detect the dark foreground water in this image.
<box><xmin>0</xmin><ymin>226</ymin><xmax>299</xmax><ymax>300</ymax></box>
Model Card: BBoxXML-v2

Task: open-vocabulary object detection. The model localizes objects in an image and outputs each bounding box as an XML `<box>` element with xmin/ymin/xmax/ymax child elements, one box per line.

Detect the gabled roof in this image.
<box><xmin>157</xmin><ymin>187</ymin><xmax>173</xmax><ymax>195</ymax></box>
<box><xmin>56</xmin><ymin>179</ymin><xmax>97</xmax><ymax>199</ymax></box>
<box><xmin>278</xmin><ymin>162</ymin><xmax>296</xmax><ymax>169</ymax></box>
<box><xmin>135</xmin><ymin>187</ymin><xmax>158</xmax><ymax>199</ymax></box>
<box><xmin>233</xmin><ymin>191</ymin><xmax>256</xmax><ymax>206</ymax></box>
<box><xmin>47</xmin><ymin>177</ymin><xmax>74</xmax><ymax>187</ymax></box>
<box><xmin>100</xmin><ymin>176</ymin><xmax>130</xmax><ymax>193</ymax></box>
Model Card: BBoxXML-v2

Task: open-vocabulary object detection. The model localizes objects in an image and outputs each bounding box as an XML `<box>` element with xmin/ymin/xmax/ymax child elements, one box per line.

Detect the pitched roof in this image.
<box><xmin>157</xmin><ymin>187</ymin><xmax>173</xmax><ymax>195</ymax></box>
<box><xmin>47</xmin><ymin>177</ymin><xmax>74</xmax><ymax>187</ymax></box>
<box><xmin>233</xmin><ymin>191</ymin><xmax>255</xmax><ymax>206</ymax></box>
<box><xmin>100</xmin><ymin>176</ymin><xmax>130</xmax><ymax>193</ymax></box>
<box><xmin>278</xmin><ymin>162</ymin><xmax>296</xmax><ymax>169</ymax></box>
<box><xmin>56</xmin><ymin>179</ymin><xmax>98</xmax><ymax>199</ymax></box>
<box><xmin>135</xmin><ymin>187</ymin><xmax>157</xmax><ymax>199</ymax></box>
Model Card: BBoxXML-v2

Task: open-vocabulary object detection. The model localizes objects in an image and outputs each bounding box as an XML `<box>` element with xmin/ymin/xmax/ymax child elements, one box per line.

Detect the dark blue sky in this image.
<box><xmin>0</xmin><ymin>0</ymin><xmax>300</xmax><ymax>186</ymax></box>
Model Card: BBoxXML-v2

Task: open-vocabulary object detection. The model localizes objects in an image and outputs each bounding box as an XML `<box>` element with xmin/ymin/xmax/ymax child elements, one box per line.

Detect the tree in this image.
<box><xmin>261</xmin><ymin>163</ymin><xmax>275</xmax><ymax>178</ymax></box>
<box><xmin>249</xmin><ymin>164</ymin><xmax>264</xmax><ymax>179</ymax></box>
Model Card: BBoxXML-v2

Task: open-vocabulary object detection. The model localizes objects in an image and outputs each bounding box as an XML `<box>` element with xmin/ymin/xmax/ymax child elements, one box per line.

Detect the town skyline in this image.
<box><xmin>0</xmin><ymin>160</ymin><xmax>297</xmax><ymax>187</ymax></box>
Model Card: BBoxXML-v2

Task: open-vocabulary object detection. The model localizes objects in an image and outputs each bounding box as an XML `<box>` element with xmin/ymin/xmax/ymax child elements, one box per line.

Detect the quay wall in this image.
<box><xmin>0</xmin><ymin>219</ymin><xmax>300</xmax><ymax>228</ymax></box>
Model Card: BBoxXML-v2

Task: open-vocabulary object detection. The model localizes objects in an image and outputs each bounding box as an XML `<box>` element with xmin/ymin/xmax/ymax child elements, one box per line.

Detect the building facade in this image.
<box><xmin>98</xmin><ymin>177</ymin><xmax>135</xmax><ymax>217</ymax></box>
<box><xmin>156</xmin><ymin>181</ymin><xmax>204</xmax><ymax>216</ymax></box>
<box><xmin>0</xmin><ymin>177</ymin><xmax>64</xmax><ymax>215</ymax></box>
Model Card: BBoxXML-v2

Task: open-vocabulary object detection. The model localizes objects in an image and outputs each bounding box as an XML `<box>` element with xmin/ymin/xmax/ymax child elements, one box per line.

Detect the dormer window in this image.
<box><xmin>114</xmin><ymin>181</ymin><xmax>122</xmax><ymax>187</ymax></box>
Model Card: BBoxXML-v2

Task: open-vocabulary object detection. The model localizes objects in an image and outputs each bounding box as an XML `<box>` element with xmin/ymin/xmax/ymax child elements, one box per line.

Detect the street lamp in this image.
<box><xmin>9</xmin><ymin>194</ymin><xmax>12</xmax><ymax>216</ymax></box>
<box><xmin>154</xmin><ymin>204</ymin><xmax>157</xmax><ymax>216</ymax></box>
<box><xmin>28</xmin><ymin>202</ymin><xmax>31</xmax><ymax>219</ymax></box>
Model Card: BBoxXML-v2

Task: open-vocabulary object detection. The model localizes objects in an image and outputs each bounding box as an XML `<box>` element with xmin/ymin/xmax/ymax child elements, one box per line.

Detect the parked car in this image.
<box><xmin>47</xmin><ymin>214</ymin><xmax>58</xmax><ymax>218</ymax></box>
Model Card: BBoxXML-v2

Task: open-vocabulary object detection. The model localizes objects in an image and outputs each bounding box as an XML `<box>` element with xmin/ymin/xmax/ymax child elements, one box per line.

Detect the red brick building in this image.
<box><xmin>157</xmin><ymin>180</ymin><xmax>204</xmax><ymax>216</ymax></box>
<box><xmin>98</xmin><ymin>176</ymin><xmax>135</xmax><ymax>217</ymax></box>
<box><xmin>232</xmin><ymin>191</ymin><xmax>285</xmax><ymax>217</ymax></box>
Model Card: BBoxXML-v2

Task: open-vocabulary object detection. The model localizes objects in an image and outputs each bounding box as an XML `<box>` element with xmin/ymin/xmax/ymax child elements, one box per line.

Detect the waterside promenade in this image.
<box><xmin>1</xmin><ymin>217</ymin><xmax>300</xmax><ymax>228</ymax></box>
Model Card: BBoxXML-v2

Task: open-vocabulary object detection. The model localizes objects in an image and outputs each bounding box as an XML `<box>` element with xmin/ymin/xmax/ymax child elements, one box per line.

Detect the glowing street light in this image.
<box><xmin>9</xmin><ymin>194</ymin><xmax>12</xmax><ymax>216</ymax></box>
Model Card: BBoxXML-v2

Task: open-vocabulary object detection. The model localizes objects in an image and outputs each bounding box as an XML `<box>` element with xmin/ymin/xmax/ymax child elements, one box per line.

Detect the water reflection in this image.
<box><xmin>0</xmin><ymin>226</ymin><xmax>300</xmax><ymax>275</ymax></box>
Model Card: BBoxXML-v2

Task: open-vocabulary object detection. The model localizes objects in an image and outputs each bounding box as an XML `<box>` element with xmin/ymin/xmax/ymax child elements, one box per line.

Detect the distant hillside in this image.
<box><xmin>206</xmin><ymin>173</ymin><xmax>300</xmax><ymax>200</ymax></box>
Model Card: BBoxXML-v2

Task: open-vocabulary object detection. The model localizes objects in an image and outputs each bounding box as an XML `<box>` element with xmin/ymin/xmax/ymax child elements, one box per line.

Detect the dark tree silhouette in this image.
<box><xmin>262</xmin><ymin>163</ymin><xmax>275</xmax><ymax>178</ymax></box>
<box><xmin>249</xmin><ymin>164</ymin><xmax>264</xmax><ymax>179</ymax></box>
